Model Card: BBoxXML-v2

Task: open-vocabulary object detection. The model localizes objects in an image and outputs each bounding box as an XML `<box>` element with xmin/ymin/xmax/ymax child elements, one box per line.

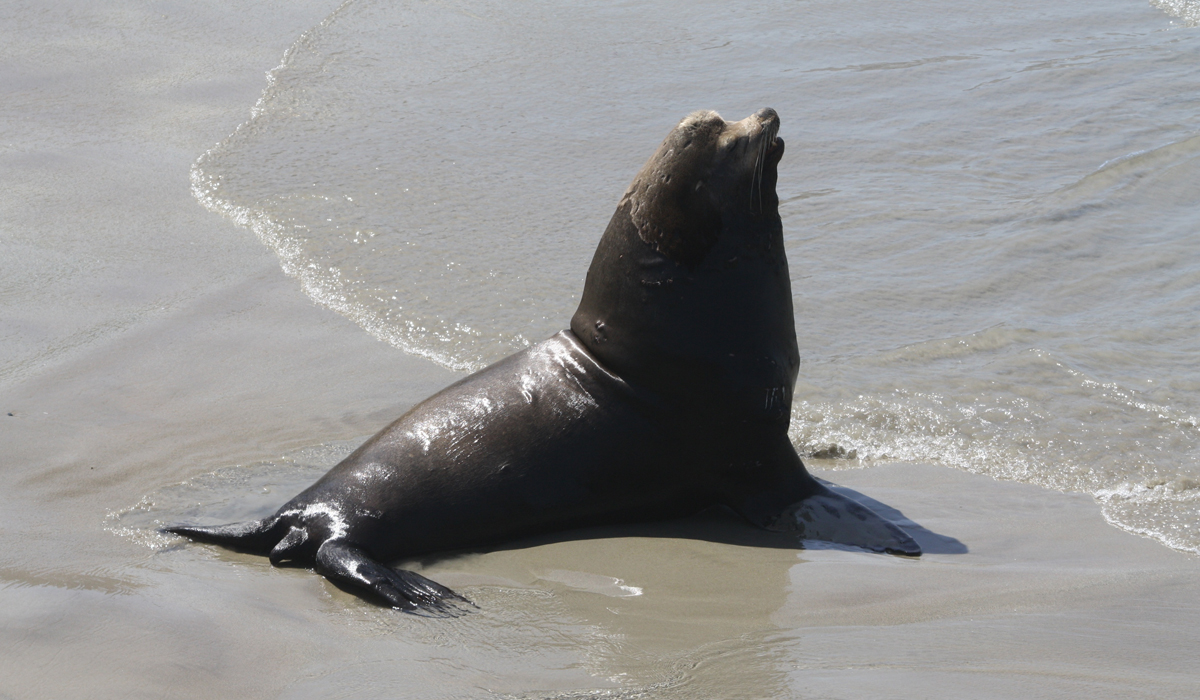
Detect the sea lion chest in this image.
<box><xmin>572</xmin><ymin>203</ymin><xmax>799</xmax><ymax>429</ymax></box>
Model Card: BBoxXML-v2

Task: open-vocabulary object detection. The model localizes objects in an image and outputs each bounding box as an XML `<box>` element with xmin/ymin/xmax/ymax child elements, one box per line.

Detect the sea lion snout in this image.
<box><xmin>752</xmin><ymin>107</ymin><xmax>780</xmax><ymax>145</ymax></box>
<box><xmin>722</xmin><ymin>107</ymin><xmax>779</xmax><ymax>141</ymax></box>
<box><xmin>753</xmin><ymin>108</ymin><xmax>783</xmax><ymax>157</ymax></box>
<box><xmin>754</xmin><ymin>106</ymin><xmax>779</xmax><ymax>124</ymax></box>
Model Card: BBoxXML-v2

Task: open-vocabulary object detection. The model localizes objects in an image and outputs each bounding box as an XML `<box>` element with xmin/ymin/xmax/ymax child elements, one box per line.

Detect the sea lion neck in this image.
<box><xmin>570</xmin><ymin>109</ymin><xmax>798</xmax><ymax>425</ymax></box>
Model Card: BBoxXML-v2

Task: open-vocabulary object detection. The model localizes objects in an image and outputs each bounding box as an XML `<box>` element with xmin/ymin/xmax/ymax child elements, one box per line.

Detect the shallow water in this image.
<box><xmin>107</xmin><ymin>450</ymin><xmax>1200</xmax><ymax>698</ymax></box>
<box><xmin>194</xmin><ymin>0</ymin><xmax>1200</xmax><ymax>554</ymax></box>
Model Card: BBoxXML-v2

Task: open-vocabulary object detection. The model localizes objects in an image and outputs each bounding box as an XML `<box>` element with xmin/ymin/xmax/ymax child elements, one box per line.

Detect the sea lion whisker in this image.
<box><xmin>753</xmin><ymin>132</ymin><xmax>768</xmax><ymax>214</ymax></box>
<box><xmin>750</xmin><ymin>136</ymin><xmax>762</xmax><ymax>212</ymax></box>
<box><xmin>751</xmin><ymin>150</ymin><xmax>760</xmax><ymax>211</ymax></box>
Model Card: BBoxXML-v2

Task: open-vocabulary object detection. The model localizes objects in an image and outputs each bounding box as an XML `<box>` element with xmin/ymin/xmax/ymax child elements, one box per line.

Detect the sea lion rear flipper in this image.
<box><xmin>315</xmin><ymin>540</ymin><xmax>475</xmax><ymax>616</ymax></box>
<box><xmin>769</xmin><ymin>486</ymin><xmax>921</xmax><ymax>556</ymax></box>
<box><xmin>164</xmin><ymin>517</ymin><xmax>284</xmax><ymax>554</ymax></box>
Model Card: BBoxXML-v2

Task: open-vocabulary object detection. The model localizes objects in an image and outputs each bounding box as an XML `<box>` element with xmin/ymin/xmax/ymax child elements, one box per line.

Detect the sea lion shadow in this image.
<box><xmin>409</xmin><ymin>490</ymin><xmax>967</xmax><ymax>566</ymax></box>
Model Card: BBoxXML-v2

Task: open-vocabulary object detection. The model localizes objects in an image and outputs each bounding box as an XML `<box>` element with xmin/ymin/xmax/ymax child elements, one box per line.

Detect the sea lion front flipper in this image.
<box><xmin>728</xmin><ymin>438</ymin><xmax>920</xmax><ymax>556</ymax></box>
<box><xmin>314</xmin><ymin>540</ymin><xmax>475</xmax><ymax>616</ymax></box>
<box><xmin>769</xmin><ymin>485</ymin><xmax>921</xmax><ymax>556</ymax></box>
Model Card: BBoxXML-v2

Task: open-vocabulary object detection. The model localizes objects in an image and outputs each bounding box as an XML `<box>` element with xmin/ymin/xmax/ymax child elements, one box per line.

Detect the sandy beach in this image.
<box><xmin>3</xmin><ymin>1</ymin><xmax>1199</xmax><ymax>698</ymax></box>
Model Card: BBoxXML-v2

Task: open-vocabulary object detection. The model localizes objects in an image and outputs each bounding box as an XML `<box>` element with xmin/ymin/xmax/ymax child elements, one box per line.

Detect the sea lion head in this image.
<box><xmin>572</xmin><ymin>109</ymin><xmax>797</xmax><ymax>428</ymax></box>
<box><xmin>624</xmin><ymin>108</ymin><xmax>784</xmax><ymax>268</ymax></box>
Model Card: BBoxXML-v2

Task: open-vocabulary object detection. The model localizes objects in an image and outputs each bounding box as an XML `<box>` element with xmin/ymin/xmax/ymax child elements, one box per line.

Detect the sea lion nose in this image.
<box><xmin>755</xmin><ymin>107</ymin><xmax>779</xmax><ymax>126</ymax></box>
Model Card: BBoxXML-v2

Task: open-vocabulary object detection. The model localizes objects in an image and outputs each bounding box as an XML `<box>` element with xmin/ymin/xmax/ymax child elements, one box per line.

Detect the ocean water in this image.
<box><xmin>192</xmin><ymin>0</ymin><xmax>1200</xmax><ymax>556</ymax></box>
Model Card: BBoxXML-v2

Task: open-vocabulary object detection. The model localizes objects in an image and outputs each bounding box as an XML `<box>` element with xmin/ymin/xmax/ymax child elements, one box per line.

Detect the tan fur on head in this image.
<box><xmin>623</xmin><ymin>110</ymin><xmax>728</xmax><ymax>268</ymax></box>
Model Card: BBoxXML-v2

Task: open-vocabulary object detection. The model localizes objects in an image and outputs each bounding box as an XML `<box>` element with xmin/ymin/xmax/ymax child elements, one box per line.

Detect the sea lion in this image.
<box><xmin>166</xmin><ymin>108</ymin><xmax>919</xmax><ymax>614</ymax></box>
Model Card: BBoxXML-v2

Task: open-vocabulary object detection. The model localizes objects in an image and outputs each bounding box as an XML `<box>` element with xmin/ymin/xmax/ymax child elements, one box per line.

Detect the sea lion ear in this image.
<box><xmin>628</xmin><ymin>175</ymin><xmax>723</xmax><ymax>269</ymax></box>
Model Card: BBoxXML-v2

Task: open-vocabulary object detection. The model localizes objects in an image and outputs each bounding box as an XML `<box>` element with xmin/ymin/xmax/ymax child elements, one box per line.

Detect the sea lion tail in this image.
<box><xmin>163</xmin><ymin>517</ymin><xmax>285</xmax><ymax>555</ymax></box>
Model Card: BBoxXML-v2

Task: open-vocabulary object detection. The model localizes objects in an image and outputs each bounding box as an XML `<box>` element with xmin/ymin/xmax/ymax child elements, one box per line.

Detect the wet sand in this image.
<box><xmin>3</xmin><ymin>2</ymin><xmax>1199</xmax><ymax>698</ymax></box>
